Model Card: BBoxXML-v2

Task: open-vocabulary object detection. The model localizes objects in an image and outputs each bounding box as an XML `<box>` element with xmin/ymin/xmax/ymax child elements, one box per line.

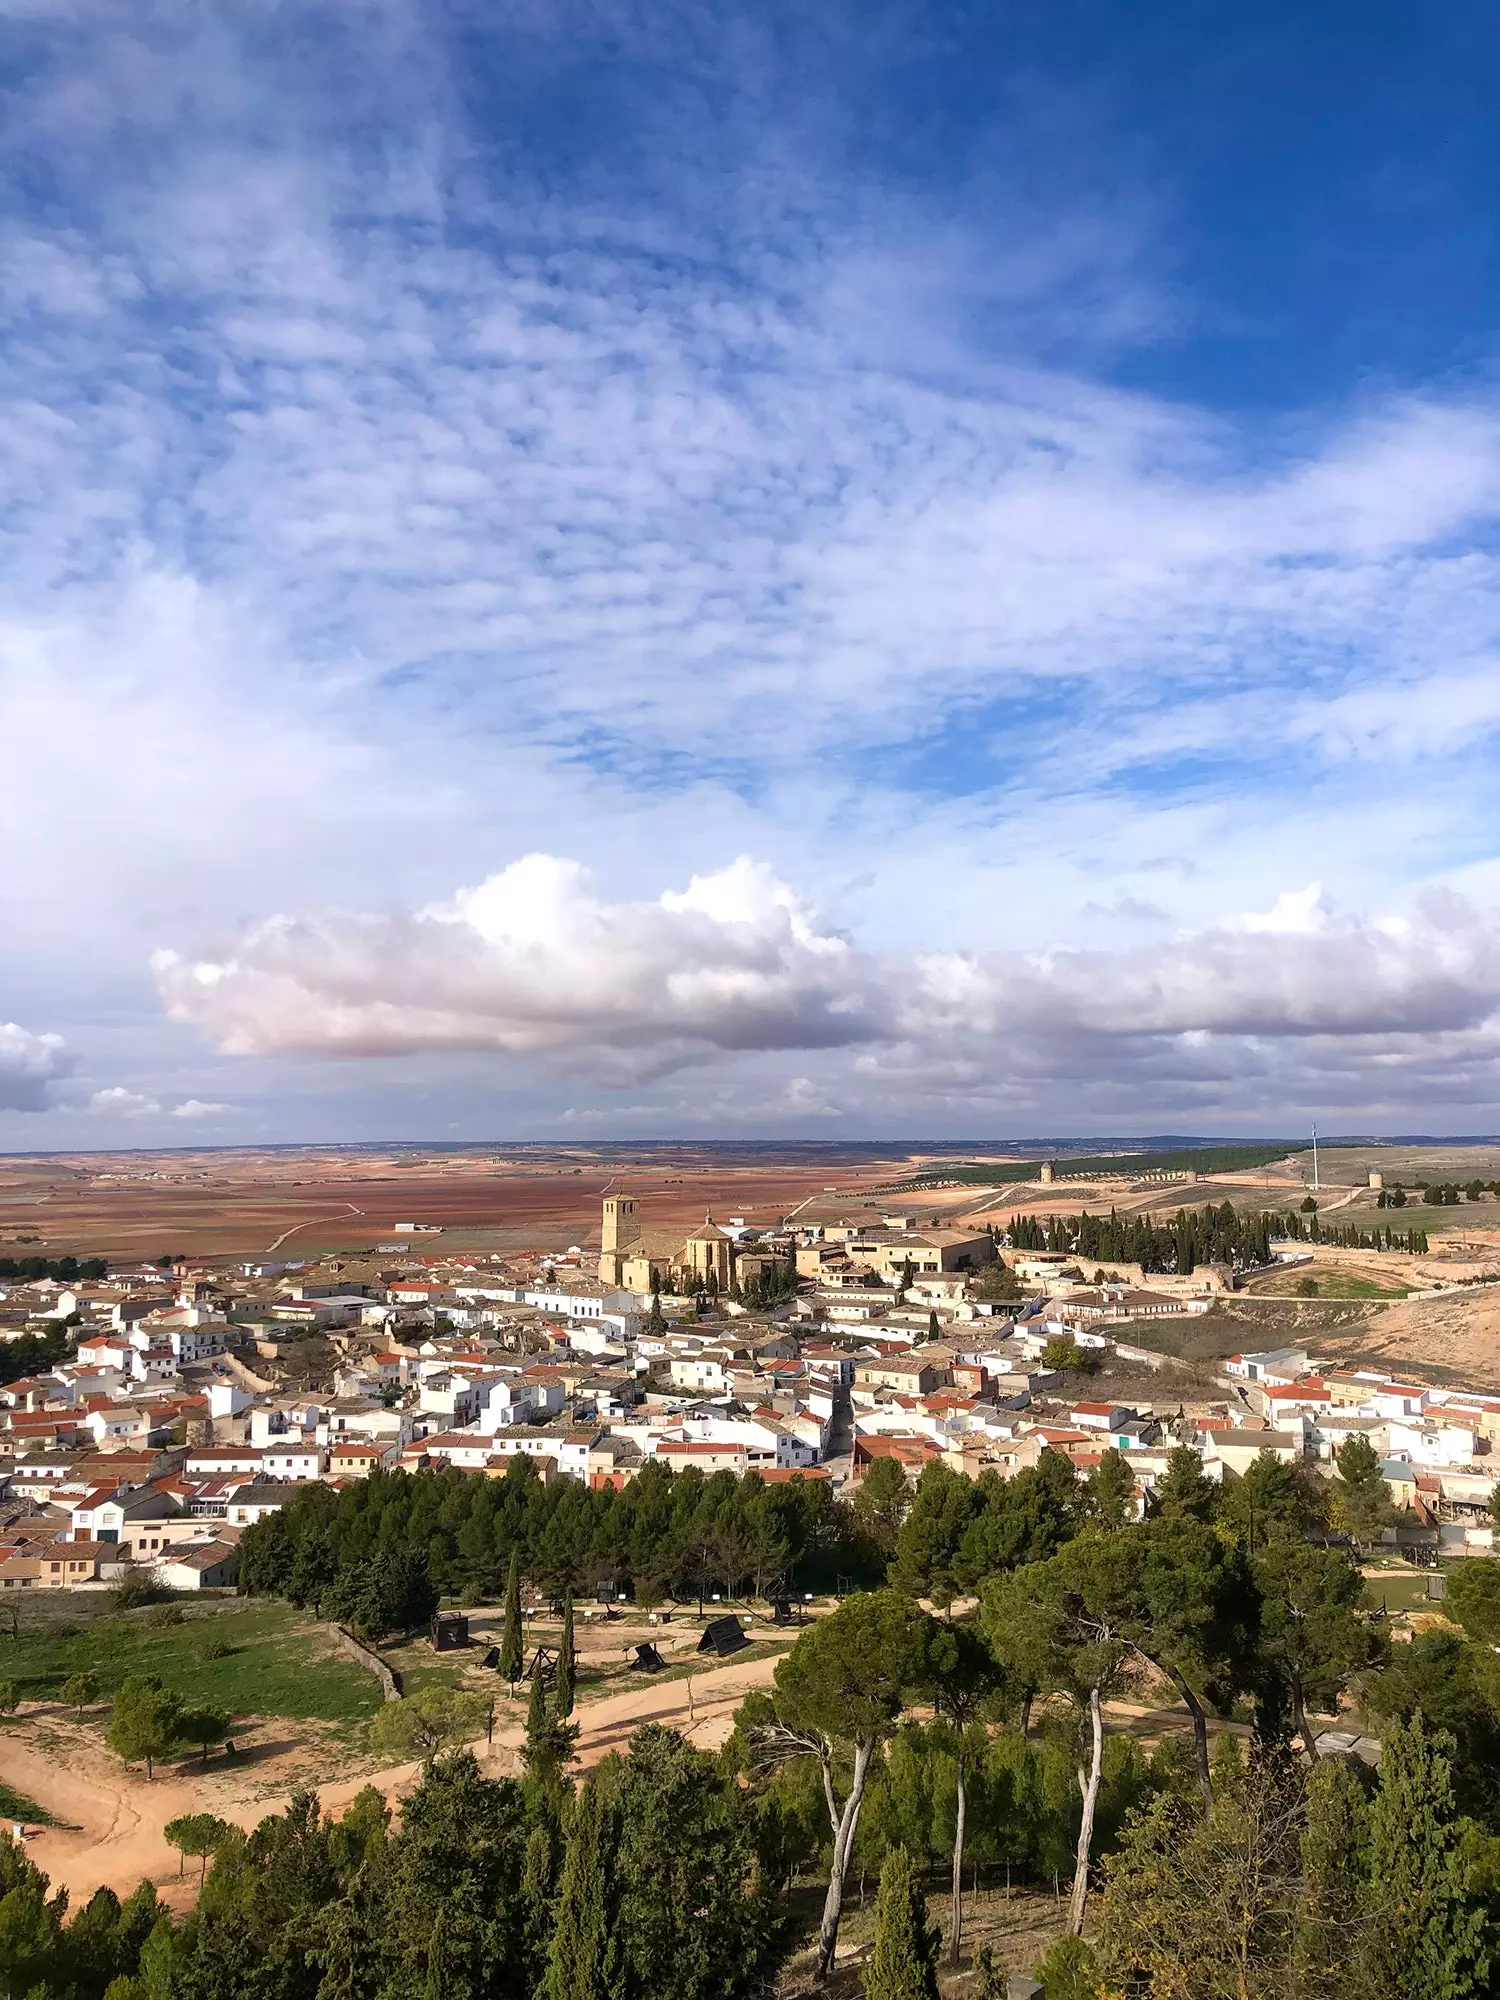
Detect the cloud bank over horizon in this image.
<box><xmin>150</xmin><ymin>858</ymin><xmax>1500</xmax><ymax>1128</ymax></box>
<box><xmin>4</xmin><ymin>0</ymin><xmax>1500</xmax><ymax>1140</ymax></box>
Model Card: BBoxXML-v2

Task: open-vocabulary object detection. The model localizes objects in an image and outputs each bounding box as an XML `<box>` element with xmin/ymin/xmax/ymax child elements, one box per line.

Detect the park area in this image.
<box><xmin>0</xmin><ymin>1584</ymin><xmax>804</xmax><ymax>1907</ymax></box>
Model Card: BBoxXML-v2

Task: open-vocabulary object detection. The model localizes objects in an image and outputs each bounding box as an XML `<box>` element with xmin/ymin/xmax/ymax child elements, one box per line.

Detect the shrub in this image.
<box><xmin>113</xmin><ymin>1572</ymin><xmax>170</xmax><ymax>1612</ymax></box>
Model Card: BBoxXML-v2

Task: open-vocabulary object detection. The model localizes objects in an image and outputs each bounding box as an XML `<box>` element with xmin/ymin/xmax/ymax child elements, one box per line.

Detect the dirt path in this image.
<box><xmin>264</xmin><ymin>1204</ymin><xmax>365</xmax><ymax>1254</ymax></box>
<box><xmin>8</xmin><ymin>1653</ymin><xmax>782</xmax><ymax>1904</ymax></box>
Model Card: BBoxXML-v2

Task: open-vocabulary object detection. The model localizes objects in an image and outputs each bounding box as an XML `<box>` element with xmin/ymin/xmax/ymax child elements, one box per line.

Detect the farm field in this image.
<box><xmin>0</xmin><ymin>1143</ymin><xmax>956</xmax><ymax>1263</ymax></box>
<box><xmin>7</xmin><ymin>1137</ymin><xmax>1498</xmax><ymax>1270</ymax></box>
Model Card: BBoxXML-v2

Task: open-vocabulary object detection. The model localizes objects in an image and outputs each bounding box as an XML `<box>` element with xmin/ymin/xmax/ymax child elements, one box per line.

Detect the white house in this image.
<box><xmin>155</xmin><ymin>1542</ymin><xmax>239</xmax><ymax>1590</ymax></box>
<box><xmin>1386</xmin><ymin>1418</ymin><xmax>1475</xmax><ymax>1468</ymax></box>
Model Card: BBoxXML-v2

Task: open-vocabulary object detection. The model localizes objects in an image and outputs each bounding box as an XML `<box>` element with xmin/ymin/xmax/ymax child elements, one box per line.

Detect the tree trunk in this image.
<box><xmin>1067</xmin><ymin>1684</ymin><xmax>1104</xmax><ymax>1936</ymax></box>
<box><xmin>815</xmin><ymin>1737</ymin><xmax>874</xmax><ymax>1984</ymax></box>
<box><xmin>1019</xmin><ymin>1690</ymin><xmax>1033</xmax><ymax>1738</ymax></box>
<box><xmin>1176</xmin><ymin>1675</ymin><xmax>1213</xmax><ymax>1806</ymax></box>
<box><xmin>1292</xmin><ymin>1676</ymin><xmax>1320</xmax><ymax>1763</ymax></box>
<box><xmin>949</xmin><ymin>1747</ymin><xmax>967</xmax><ymax>1965</ymax></box>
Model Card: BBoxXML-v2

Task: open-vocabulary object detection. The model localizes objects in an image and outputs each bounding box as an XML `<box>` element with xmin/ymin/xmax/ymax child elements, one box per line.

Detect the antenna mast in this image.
<box><xmin>1312</xmin><ymin>1123</ymin><xmax>1319</xmax><ymax>1192</ymax></box>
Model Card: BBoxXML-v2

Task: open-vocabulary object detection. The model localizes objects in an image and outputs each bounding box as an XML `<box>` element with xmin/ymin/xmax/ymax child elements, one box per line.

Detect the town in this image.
<box><xmin>4</xmin><ymin>1177</ymin><xmax>1493</xmax><ymax>1594</ymax></box>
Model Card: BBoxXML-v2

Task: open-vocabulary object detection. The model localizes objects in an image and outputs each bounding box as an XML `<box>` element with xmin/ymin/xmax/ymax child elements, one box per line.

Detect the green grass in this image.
<box><xmin>1311</xmin><ymin>1274</ymin><xmax>1415</xmax><ymax>1299</ymax></box>
<box><xmin>0</xmin><ymin>1776</ymin><xmax>54</xmax><ymax>1826</ymax></box>
<box><xmin>378</xmin><ymin>1645</ymin><xmax>470</xmax><ymax>1700</ymax></box>
<box><xmin>1245</xmin><ymin>1269</ymin><xmax>1415</xmax><ymax>1300</ymax></box>
<box><xmin>1363</xmin><ymin>1573</ymin><xmax>1440</xmax><ymax>1616</ymax></box>
<box><xmin>1</xmin><ymin>1600</ymin><xmax>382</xmax><ymax>1723</ymax></box>
<box><xmin>1363</xmin><ymin>1203</ymin><xmax>1475</xmax><ymax>1233</ymax></box>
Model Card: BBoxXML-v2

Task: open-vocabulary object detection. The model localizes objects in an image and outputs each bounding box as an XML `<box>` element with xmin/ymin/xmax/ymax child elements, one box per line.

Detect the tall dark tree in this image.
<box><xmin>499</xmin><ymin>1549</ymin><xmax>524</xmax><ymax>1685</ymax></box>
<box><xmin>541</xmin><ymin>1762</ymin><xmax>622</xmax><ymax>2000</ymax></box>
<box><xmin>1333</xmin><ymin>1434</ymin><xmax>1394</xmax><ymax>1547</ymax></box>
<box><xmin>557</xmin><ymin>1591</ymin><xmax>577</xmax><ymax>1718</ymax></box>
<box><xmin>375</xmin><ymin>1753</ymin><xmax>536</xmax><ymax>2000</ymax></box>
<box><xmin>891</xmin><ymin>1461</ymin><xmax>977</xmax><ymax>1609</ymax></box>
<box><xmin>1084</xmin><ymin>1448</ymin><xmax>1135</xmax><ymax>1530</ymax></box>
<box><xmin>610</xmin><ymin>1726</ymin><xmax>779</xmax><ymax>2000</ymax></box>
<box><xmin>1115</xmin><ymin>1519</ymin><xmax>1260</xmax><ymax>1804</ymax></box>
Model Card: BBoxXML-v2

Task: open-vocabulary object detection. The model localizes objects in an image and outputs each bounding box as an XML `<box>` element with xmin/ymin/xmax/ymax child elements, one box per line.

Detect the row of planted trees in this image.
<box><xmin>237</xmin><ymin>1454</ymin><xmax>878</xmax><ymax>1624</ymax></box>
<box><xmin>1004</xmin><ymin>1201</ymin><xmax>1430</xmax><ymax>1266</ymax></box>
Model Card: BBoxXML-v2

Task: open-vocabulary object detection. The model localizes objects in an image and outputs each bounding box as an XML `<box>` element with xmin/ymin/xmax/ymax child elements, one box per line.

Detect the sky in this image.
<box><xmin>3</xmin><ymin>0</ymin><xmax>1500</xmax><ymax>1146</ymax></box>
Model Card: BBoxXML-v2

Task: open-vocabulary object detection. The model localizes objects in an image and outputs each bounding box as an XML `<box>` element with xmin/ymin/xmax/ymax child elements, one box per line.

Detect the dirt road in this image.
<box><xmin>7</xmin><ymin>1652</ymin><xmax>781</xmax><ymax>1904</ymax></box>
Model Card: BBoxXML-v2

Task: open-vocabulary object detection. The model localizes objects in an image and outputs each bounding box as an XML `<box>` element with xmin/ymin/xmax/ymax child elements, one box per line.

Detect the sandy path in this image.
<box><xmin>264</xmin><ymin>1204</ymin><xmax>365</xmax><ymax>1254</ymax></box>
<box><xmin>7</xmin><ymin>1653</ymin><xmax>781</xmax><ymax>1904</ymax></box>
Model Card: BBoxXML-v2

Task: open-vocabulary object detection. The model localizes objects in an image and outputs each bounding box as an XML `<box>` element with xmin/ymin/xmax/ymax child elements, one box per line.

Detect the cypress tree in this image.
<box><xmin>557</xmin><ymin>1592</ymin><xmax>577</xmax><ymax>1719</ymax></box>
<box><xmin>1357</xmin><ymin>1713</ymin><xmax>1491</xmax><ymax>1999</ymax></box>
<box><xmin>863</xmin><ymin>1847</ymin><xmax>940</xmax><ymax>2000</ymax></box>
<box><xmin>542</xmin><ymin>1763</ymin><xmax>622</xmax><ymax>2000</ymax></box>
<box><xmin>523</xmin><ymin>1661</ymin><xmax>580</xmax><ymax>1788</ymax></box>
<box><xmin>521</xmin><ymin>1819</ymin><xmax>558</xmax><ymax>1988</ymax></box>
<box><xmin>499</xmin><ymin>1550</ymin><xmax>523</xmax><ymax>1685</ymax></box>
<box><xmin>525</xmin><ymin>1666</ymin><xmax>549</xmax><ymax>1751</ymax></box>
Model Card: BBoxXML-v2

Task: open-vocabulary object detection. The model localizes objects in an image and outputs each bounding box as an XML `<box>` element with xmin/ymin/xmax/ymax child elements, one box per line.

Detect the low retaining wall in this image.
<box><xmin>325</xmin><ymin>1623</ymin><xmax>403</xmax><ymax>1701</ymax></box>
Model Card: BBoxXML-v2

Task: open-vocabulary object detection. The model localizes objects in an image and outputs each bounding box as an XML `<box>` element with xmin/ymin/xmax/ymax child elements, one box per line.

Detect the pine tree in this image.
<box><xmin>863</xmin><ymin>1846</ymin><xmax>941</xmax><ymax>2000</ymax></box>
<box><xmin>557</xmin><ymin>1592</ymin><xmax>577</xmax><ymax>1719</ymax></box>
<box><xmin>1357</xmin><ymin>1713</ymin><xmax>1491</xmax><ymax>1999</ymax></box>
<box><xmin>499</xmin><ymin>1549</ymin><xmax>523</xmax><ymax>1685</ymax></box>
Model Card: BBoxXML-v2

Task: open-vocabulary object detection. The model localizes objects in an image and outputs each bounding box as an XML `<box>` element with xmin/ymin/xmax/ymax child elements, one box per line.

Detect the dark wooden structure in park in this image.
<box><xmin>431</xmin><ymin>1611</ymin><xmax>470</xmax><ymax>1651</ymax></box>
<box><xmin>527</xmin><ymin>1644</ymin><xmax>560</xmax><ymax>1687</ymax></box>
<box><xmin>697</xmin><ymin>1615</ymin><xmax>749</xmax><ymax>1658</ymax></box>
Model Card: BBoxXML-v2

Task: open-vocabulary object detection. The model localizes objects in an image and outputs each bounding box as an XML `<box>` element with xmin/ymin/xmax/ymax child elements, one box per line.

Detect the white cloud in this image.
<box><xmin>782</xmin><ymin>1076</ymin><xmax>842</xmax><ymax>1118</ymax></box>
<box><xmin>154</xmin><ymin>858</ymin><xmax>1500</xmax><ymax>1122</ymax></box>
<box><xmin>5</xmin><ymin>4</ymin><xmax>1500</xmax><ymax>1137</ymax></box>
<box><xmin>171</xmin><ymin>1098</ymin><xmax>232</xmax><ymax>1118</ymax></box>
<box><xmin>1224</xmin><ymin>883</ymin><xmax>1330</xmax><ymax>936</ymax></box>
<box><xmin>153</xmin><ymin>855</ymin><xmax>882</xmax><ymax>1080</ymax></box>
<box><xmin>87</xmin><ymin>1085</ymin><xmax>159</xmax><ymax>1117</ymax></box>
<box><xmin>0</xmin><ymin>1023</ymin><xmax>72</xmax><ymax>1112</ymax></box>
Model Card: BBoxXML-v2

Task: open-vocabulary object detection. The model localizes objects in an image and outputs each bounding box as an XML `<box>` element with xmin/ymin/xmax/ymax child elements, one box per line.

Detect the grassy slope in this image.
<box><xmin>2</xmin><ymin>1600</ymin><xmax>381</xmax><ymax>1723</ymax></box>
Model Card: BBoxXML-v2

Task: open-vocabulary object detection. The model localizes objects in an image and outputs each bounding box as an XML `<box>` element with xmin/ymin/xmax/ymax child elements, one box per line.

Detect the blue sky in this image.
<box><xmin>3</xmin><ymin>0</ymin><xmax>1500</xmax><ymax>1144</ymax></box>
